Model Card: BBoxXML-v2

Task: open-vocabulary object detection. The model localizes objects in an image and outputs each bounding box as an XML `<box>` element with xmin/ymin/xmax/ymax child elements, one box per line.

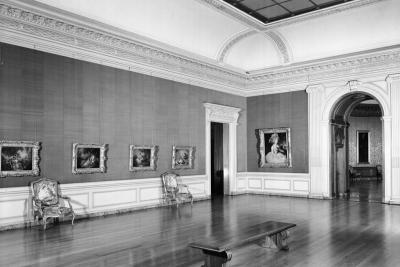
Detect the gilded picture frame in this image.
<box><xmin>129</xmin><ymin>145</ymin><xmax>158</xmax><ymax>171</ymax></box>
<box><xmin>0</xmin><ymin>141</ymin><xmax>41</xmax><ymax>177</ymax></box>
<box><xmin>72</xmin><ymin>143</ymin><xmax>107</xmax><ymax>174</ymax></box>
<box><xmin>172</xmin><ymin>145</ymin><xmax>195</xmax><ymax>169</ymax></box>
<box><xmin>258</xmin><ymin>128</ymin><xmax>292</xmax><ymax>168</ymax></box>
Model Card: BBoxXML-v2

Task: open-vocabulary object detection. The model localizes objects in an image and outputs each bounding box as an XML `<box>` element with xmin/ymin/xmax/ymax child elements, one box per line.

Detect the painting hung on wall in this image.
<box><xmin>129</xmin><ymin>145</ymin><xmax>158</xmax><ymax>171</ymax></box>
<box><xmin>72</xmin><ymin>143</ymin><xmax>107</xmax><ymax>174</ymax></box>
<box><xmin>172</xmin><ymin>145</ymin><xmax>194</xmax><ymax>169</ymax></box>
<box><xmin>258</xmin><ymin>128</ymin><xmax>291</xmax><ymax>168</ymax></box>
<box><xmin>0</xmin><ymin>141</ymin><xmax>41</xmax><ymax>177</ymax></box>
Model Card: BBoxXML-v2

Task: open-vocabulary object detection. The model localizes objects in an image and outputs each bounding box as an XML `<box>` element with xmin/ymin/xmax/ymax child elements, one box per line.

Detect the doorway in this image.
<box><xmin>211</xmin><ymin>122</ymin><xmax>229</xmax><ymax>197</ymax></box>
<box><xmin>330</xmin><ymin>93</ymin><xmax>383</xmax><ymax>202</ymax></box>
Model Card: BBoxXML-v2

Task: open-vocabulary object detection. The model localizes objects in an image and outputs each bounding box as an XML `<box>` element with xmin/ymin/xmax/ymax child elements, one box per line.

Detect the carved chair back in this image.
<box><xmin>31</xmin><ymin>178</ymin><xmax>60</xmax><ymax>206</ymax></box>
<box><xmin>162</xmin><ymin>172</ymin><xmax>179</xmax><ymax>194</ymax></box>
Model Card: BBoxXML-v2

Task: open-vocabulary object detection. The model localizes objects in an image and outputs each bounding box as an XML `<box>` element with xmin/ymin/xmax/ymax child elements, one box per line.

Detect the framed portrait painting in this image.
<box><xmin>172</xmin><ymin>146</ymin><xmax>194</xmax><ymax>169</ymax></box>
<box><xmin>129</xmin><ymin>145</ymin><xmax>158</xmax><ymax>171</ymax></box>
<box><xmin>0</xmin><ymin>141</ymin><xmax>41</xmax><ymax>177</ymax></box>
<box><xmin>72</xmin><ymin>143</ymin><xmax>107</xmax><ymax>174</ymax></box>
<box><xmin>258</xmin><ymin>128</ymin><xmax>292</xmax><ymax>168</ymax></box>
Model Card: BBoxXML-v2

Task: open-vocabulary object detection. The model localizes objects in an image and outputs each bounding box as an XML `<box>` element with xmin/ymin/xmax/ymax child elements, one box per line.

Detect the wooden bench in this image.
<box><xmin>188</xmin><ymin>221</ymin><xmax>296</xmax><ymax>267</ymax></box>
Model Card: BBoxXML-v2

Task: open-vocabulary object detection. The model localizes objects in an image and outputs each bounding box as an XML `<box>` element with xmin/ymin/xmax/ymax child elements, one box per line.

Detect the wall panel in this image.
<box><xmin>0</xmin><ymin>175</ymin><xmax>208</xmax><ymax>229</ymax></box>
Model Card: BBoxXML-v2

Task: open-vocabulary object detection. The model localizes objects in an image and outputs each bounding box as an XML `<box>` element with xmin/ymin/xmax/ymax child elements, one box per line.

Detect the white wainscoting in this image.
<box><xmin>235</xmin><ymin>172</ymin><xmax>310</xmax><ymax>197</ymax></box>
<box><xmin>0</xmin><ymin>175</ymin><xmax>208</xmax><ymax>229</ymax></box>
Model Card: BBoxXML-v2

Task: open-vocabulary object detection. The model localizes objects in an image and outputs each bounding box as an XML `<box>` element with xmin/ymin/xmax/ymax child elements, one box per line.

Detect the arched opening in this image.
<box><xmin>330</xmin><ymin>92</ymin><xmax>383</xmax><ymax>202</ymax></box>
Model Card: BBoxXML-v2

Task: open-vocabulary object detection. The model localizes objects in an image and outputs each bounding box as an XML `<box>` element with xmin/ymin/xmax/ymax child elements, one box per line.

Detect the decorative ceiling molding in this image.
<box><xmin>245</xmin><ymin>45</ymin><xmax>400</xmax><ymax>96</ymax></box>
<box><xmin>199</xmin><ymin>0</ymin><xmax>386</xmax><ymax>31</ymax></box>
<box><xmin>0</xmin><ymin>1</ymin><xmax>247</xmax><ymax>95</ymax></box>
<box><xmin>0</xmin><ymin>0</ymin><xmax>399</xmax><ymax>98</ymax></box>
<box><xmin>264</xmin><ymin>31</ymin><xmax>291</xmax><ymax>64</ymax></box>
<box><xmin>216</xmin><ymin>29</ymin><xmax>257</xmax><ymax>62</ymax></box>
<box><xmin>217</xmin><ymin>29</ymin><xmax>291</xmax><ymax>67</ymax></box>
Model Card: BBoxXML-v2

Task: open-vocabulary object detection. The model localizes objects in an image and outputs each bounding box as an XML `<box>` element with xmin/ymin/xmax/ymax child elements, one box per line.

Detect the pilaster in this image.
<box><xmin>306</xmin><ymin>84</ymin><xmax>327</xmax><ymax>198</ymax></box>
<box><xmin>386</xmin><ymin>74</ymin><xmax>400</xmax><ymax>200</ymax></box>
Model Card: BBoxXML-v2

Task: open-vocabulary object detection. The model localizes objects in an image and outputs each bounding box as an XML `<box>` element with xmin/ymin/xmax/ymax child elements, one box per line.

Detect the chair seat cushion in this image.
<box><xmin>43</xmin><ymin>206</ymin><xmax>73</xmax><ymax>217</ymax></box>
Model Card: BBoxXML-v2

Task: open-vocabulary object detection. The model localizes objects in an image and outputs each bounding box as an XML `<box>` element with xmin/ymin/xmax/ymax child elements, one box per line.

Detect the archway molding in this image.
<box><xmin>307</xmin><ymin>81</ymin><xmax>392</xmax><ymax>202</ymax></box>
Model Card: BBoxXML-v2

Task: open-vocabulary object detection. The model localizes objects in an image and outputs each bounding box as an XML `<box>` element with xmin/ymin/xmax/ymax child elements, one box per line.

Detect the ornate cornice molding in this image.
<box><xmin>0</xmin><ymin>0</ymin><xmax>399</xmax><ymax>98</ymax></box>
<box><xmin>0</xmin><ymin>1</ymin><xmax>247</xmax><ymax>95</ymax></box>
<box><xmin>199</xmin><ymin>0</ymin><xmax>386</xmax><ymax>31</ymax></box>
<box><xmin>245</xmin><ymin>45</ymin><xmax>400</xmax><ymax>96</ymax></box>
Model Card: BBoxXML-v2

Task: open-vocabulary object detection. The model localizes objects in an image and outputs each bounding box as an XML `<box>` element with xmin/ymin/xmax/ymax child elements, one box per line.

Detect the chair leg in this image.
<box><xmin>71</xmin><ymin>214</ymin><xmax>75</xmax><ymax>225</ymax></box>
<box><xmin>43</xmin><ymin>217</ymin><xmax>47</xmax><ymax>230</ymax></box>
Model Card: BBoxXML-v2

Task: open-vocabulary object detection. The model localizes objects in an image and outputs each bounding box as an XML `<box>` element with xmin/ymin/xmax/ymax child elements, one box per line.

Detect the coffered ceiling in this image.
<box><xmin>222</xmin><ymin>0</ymin><xmax>354</xmax><ymax>24</ymax></box>
<box><xmin>0</xmin><ymin>0</ymin><xmax>399</xmax><ymax>96</ymax></box>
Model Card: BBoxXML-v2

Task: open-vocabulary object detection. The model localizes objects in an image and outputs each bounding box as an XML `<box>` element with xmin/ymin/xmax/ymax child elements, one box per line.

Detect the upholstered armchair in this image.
<box><xmin>30</xmin><ymin>178</ymin><xmax>75</xmax><ymax>230</ymax></box>
<box><xmin>161</xmin><ymin>172</ymin><xmax>193</xmax><ymax>207</ymax></box>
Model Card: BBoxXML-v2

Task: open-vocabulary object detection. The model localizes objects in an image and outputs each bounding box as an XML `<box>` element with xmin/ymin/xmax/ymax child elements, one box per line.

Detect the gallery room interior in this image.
<box><xmin>0</xmin><ymin>0</ymin><xmax>400</xmax><ymax>266</ymax></box>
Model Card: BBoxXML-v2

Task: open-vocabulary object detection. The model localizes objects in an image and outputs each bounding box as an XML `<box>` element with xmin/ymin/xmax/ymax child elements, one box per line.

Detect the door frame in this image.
<box><xmin>204</xmin><ymin>103</ymin><xmax>241</xmax><ymax>196</ymax></box>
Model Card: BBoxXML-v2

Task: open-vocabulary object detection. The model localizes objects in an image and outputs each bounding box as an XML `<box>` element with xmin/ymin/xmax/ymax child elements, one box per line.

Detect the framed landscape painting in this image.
<box><xmin>172</xmin><ymin>146</ymin><xmax>194</xmax><ymax>169</ymax></box>
<box><xmin>72</xmin><ymin>143</ymin><xmax>107</xmax><ymax>174</ymax></box>
<box><xmin>129</xmin><ymin>145</ymin><xmax>158</xmax><ymax>171</ymax></box>
<box><xmin>0</xmin><ymin>141</ymin><xmax>41</xmax><ymax>177</ymax></box>
<box><xmin>258</xmin><ymin>128</ymin><xmax>292</xmax><ymax>168</ymax></box>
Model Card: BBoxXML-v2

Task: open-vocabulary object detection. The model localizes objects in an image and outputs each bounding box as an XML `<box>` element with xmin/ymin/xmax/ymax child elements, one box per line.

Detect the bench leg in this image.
<box><xmin>262</xmin><ymin>230</ymin><xmax>290</xmax><ymax>251</ymax></box>
<box><xmin>201</xmin><ymin>249</ymin><xmax>232</xmax><ymax>267</ymax></box>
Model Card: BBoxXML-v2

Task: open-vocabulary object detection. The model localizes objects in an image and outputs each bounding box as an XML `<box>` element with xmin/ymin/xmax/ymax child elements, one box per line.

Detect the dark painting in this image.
<box><xmin>1</xmin><ymin>146</ymin><xmax>33</xmax><ymax>171</ymax></box>
<box><xmin>174</xmin><ymin>149</ymin><xmax>190</xmax><ymax>166</ymax></box>
<box><xmin>131</xmin><ymin>148</ymin><xmax>151</xmax><ymax>167</ymax></box>
<box><xmin>77</xmin><ymin>147</ymin><xmax>100</xmax><ymax>169</ymax></box>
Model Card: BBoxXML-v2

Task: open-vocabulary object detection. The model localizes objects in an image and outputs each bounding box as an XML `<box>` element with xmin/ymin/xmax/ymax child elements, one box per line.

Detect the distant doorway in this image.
<box><xmin>330</xmin><ymin>93</ymin><xmax>383</xmax><ymax>202</ymax></box>
<box><xmin>211</xmin><ymin>122</ymin><xmax>229</xmax><ymax>197</ymax></box>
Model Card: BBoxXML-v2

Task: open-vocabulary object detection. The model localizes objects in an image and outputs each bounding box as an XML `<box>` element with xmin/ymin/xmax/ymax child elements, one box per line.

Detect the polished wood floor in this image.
<box><xmin>1</xmin><ymin>195</ymin><xmax>400</xmax><ymax>267</ymax></box>
<box><xmin>349</xmin><ymin>180</ymin><xmax>383</xmax><ymax>202</ymax></box>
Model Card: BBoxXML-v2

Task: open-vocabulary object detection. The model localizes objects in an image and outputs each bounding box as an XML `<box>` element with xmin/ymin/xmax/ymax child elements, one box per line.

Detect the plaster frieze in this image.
<box><xmin>246</xmin><ymin>46</ymin><xmax>400</xmax><ymax>94</ymax></box>
<box><xmin>204</xmin><ymin>103</ymin><xmax>241</xmax><ymax>124</ymax></box>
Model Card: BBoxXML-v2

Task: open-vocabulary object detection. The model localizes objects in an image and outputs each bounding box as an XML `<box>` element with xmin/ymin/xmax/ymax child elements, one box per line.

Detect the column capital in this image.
<box><xmin>386</xmin><ymin>73</ymin><xmax>400</xmax><ymax>84</ymax></box>
<box><xmin>306</xmin><ymin>84</ymin><xmax>324</xmax><ymax>94</ymax></box>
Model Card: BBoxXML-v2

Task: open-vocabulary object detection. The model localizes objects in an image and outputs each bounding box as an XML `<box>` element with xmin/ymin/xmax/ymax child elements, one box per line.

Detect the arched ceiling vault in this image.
<box><xmin>217</xmin><ymin>29</ymin><xmax>292</xmax><ymax>69</ymax></box>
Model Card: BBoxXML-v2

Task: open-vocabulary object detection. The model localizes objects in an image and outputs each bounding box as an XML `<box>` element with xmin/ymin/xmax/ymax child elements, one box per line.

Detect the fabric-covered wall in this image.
<box><xmin>246</xmin><ymin>91</ymin><xmax>308</xmax><ymax>173</ymax></box>
<box><xmin>348</xmin><ymin>116</ymin><xmax>382</xmax><ymax>166</ymax></box>
<box><xmin>0</xmin><ymin>43</ymin><xmax>247</xmax><ymax>187</ymax></box>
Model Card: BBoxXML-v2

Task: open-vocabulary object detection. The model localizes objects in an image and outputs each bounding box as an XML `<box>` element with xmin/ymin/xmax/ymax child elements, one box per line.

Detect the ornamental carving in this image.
<box><xmin>204</xmin><ymin>103</ymin><xmax>240</xmax><ymax>123</ymax></box>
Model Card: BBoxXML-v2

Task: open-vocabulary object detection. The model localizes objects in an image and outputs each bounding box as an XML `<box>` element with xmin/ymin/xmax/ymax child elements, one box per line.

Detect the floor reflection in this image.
<box><xmin>349</xmin><ymin>179</ymin><xmax>383</xmax><ymax>202</ymax></box>
<box><xmin>1</xmin><ymin>195</ymin><xmax>399</xmax><ymax>267</ymax></box>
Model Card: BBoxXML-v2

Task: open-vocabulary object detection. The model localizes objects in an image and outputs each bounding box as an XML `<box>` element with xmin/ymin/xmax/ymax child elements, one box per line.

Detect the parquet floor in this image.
<box><xmin>1</xmin><ymin>195</ymin><xmax>400</xmax><ymax>267</ymax></box>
